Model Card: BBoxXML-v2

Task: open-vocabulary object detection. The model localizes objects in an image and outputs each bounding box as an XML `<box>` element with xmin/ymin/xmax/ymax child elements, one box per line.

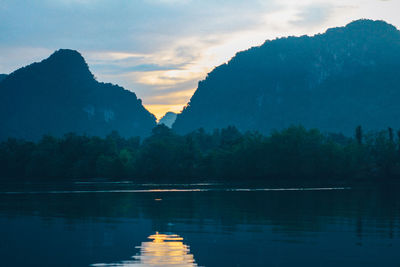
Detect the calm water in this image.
<box><xmin>0</xmin><ymin>182</ymin><xmax>399</xmax><ymax>267</ymax></box>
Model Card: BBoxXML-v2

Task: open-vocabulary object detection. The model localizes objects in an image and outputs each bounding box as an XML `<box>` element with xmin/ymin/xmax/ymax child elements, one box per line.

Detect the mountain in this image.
<box><xmin>0</xmin><ymin>49</ymin><xmax>156</xmax><ymax>140</ymax></box>
<box><xmin>173</xmin><ymin>19</ymin><xmax>400</xmax><ymax>135</ymax></box>
<box><xmin>0</xmin><ymin>74</ymin><xmax>6</xmax><ymax>82</ymax></box>
<box><xmin>158</xmin><ymin>112</ymin><xmax>177</xmax><ymax>128</ymax></box>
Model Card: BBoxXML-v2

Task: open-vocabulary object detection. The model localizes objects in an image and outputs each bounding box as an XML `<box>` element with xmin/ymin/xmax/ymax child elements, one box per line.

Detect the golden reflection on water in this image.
<box><xmin>91</xmin><ymin>232</ymin><xmax>198</xmax><ymax>267</ymax></box>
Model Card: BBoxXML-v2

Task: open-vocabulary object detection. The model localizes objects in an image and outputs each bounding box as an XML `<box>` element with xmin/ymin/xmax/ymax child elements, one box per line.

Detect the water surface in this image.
<box><xmin>0</xmin><ymin>182</ymin><xmax>399</xmax><ymax>266</ymax></box>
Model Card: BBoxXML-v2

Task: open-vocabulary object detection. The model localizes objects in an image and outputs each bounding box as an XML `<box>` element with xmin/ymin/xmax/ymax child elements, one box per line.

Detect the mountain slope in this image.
<box><xmin>0</xmin><ymin>49</ymin><xmax>156</xmax><ymax>140</ymax></box>
<box><xmin>0</xmin><ymin>74</ymin><xmax>6</xmax><ymax>82</ymax></box>
<box><xmin>173</xmin><ymin>19</ymin><xmax>400</xmax><ymax>135</ymax></box>
<box><xmin>158</xmin><ymin>112</ymin><xmax>177</xmax><ymax>128</ymax></box>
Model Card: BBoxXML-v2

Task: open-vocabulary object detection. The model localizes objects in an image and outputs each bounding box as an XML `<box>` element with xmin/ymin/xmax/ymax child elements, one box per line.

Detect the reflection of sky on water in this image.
<box><xmin>91</xmin><ymin>232</ymin><xmax>198</xmax><ymax>267</ymax></box>
<box><xmin>0</xmin><ymin>187</ymin><xmax>351</xmax><ymax>195</ymax></box>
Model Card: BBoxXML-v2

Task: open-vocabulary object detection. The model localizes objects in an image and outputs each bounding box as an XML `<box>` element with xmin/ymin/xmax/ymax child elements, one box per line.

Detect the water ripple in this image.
<box><xmin>0</xmin><ymin>187</ymin><xmax>351</xmax><ymax>195</ymax></box>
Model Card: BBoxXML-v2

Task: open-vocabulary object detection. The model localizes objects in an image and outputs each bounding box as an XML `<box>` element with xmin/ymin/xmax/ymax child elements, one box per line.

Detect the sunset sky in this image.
<box><xmin>1</xmin><ymin>0</ymin><xmax>399</xmax><ymax>119</ymax></box>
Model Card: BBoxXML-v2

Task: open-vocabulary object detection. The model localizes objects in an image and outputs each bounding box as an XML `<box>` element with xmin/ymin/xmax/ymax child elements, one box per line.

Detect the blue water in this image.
<box><xmin>0</xmin><ymin>182</ymin><xmax>399</xmax><ymax>266</ymax></box>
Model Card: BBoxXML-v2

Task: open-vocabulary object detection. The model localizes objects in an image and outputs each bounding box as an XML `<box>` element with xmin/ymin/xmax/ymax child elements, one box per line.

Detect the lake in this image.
<box><xmin>0</xmin><ymin>182</ymin><xmax>399</xmax><ymax>266</ymax></box>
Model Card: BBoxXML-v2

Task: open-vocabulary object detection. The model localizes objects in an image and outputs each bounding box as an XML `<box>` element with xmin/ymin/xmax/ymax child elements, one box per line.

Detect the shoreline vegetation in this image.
<box><xmin>1</xmin><ymin>124</ymin><xmax>400</xmax><ymax>184</ymax></box>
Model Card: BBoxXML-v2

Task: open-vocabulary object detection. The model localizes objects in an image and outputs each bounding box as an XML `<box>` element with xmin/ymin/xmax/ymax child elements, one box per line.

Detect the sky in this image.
<box><xmin>1</xmin><ymin>0</ymin><xmax>399</xmax><ymax>119</ymax></box>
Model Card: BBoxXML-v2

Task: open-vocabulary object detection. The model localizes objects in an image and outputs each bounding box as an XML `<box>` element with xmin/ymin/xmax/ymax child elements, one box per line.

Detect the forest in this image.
<box><xmin>1</xmin><ymin>124</ymin><xmax>400</xmax><ymax>183</ymax></box>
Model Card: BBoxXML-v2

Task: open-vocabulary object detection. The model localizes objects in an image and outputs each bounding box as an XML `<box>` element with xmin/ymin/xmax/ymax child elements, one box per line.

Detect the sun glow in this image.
<box><xmin>146</xmin><ymin>104</ymin><xmax>187</xmax><ymax>120</ymax></box>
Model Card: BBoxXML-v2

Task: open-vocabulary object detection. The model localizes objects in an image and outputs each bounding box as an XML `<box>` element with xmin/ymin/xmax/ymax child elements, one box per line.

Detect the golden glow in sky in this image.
<box><xmin>1</xmin><ymin>0</ymin><xmax>399</xmax><ymax>119</ymax></box>
<box><xmin>87</xmin><ymin>0</ymin><xmax>400</xmax><ymax>119</ymax></box>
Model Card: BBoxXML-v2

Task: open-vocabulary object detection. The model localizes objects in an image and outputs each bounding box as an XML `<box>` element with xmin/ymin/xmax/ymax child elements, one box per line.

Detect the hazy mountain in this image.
<box><xmin>0</xmin><ymin>74</ymin><xmax>6</xmax><ymax>82</ymax></box>
<box><xmin>0</xmin><ymin>49</ymin><xmax>156</xmax><ymax>140</ymax></box>
<box><xmin>158</xmin><ymin>112</ymin><xmax>177</xmax><ymax>128</ymax></box>
<box><xmin>173</xmin><ymin>19</ymin><xmax>400</xmax><ymax>135</ymax></box>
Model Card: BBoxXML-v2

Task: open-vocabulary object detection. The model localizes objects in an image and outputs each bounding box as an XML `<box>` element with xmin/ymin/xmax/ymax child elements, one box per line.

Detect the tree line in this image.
<box><xmin>1</xmin><ymin>125</ymin><xmax>400</xmax><ymax>182</ymax></box>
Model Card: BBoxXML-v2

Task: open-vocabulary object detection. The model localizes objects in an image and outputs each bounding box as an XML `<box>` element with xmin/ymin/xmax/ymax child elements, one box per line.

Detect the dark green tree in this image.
<box><xmin>356</xmin><ymin>126</ymin><xmax>363</xmax><ymax>145</ymax></box>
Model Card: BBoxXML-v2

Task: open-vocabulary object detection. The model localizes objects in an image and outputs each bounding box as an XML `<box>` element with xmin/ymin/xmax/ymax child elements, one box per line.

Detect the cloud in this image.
<box><xmin>0</xmin><ymin>0</ymin><xmax>278</xmax><ymax>50</ymax></box>
<box><xmin>290</xmin><ymin>4</ymin><xmax>335</xmax><ymax>27</ymax></box>
<box><xmin>92</xmin><ymin>63</ymin><xmax>185</xmax><ymax>74</ymax></box>
<box><xmin>1</xmin><ymin>0</ymin><xmax>400</xmax><ymax>119</ymax></box>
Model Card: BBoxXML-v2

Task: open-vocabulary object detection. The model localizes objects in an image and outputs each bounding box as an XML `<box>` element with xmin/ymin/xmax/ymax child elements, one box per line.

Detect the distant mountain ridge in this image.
<box><xmin>173</xmin><ymin>19</ymin><xmax>400</xmax><ymax>135</ymax></box>
<box><xmin>158</xmin><ymin>112</ymin><xmax>177</xmax><ymax>128</ymax></box>
<box><xmin>0</xmin><ymin>74</ymin><xmax>6</xmax><ymax>82</ymax></box>
<box><xmin>0</xmin><ymin>49</ymin><xmax>156</xmax><ymax>140</ymax></box>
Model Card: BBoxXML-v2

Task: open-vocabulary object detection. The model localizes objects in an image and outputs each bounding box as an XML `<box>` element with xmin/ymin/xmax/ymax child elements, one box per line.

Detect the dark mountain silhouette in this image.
<box><xmin>173</xmin><ymin>19</ymin><xmax>400</xmax><ymax>135</ymax></box>
<box><xmin>0</xmin><ymin>49</ymin><xmax>156</xmax><ymax>140</ymax></box>
<box><xmin>158</xmin><ymin>112</ymin><xmax>177</xmax><ymax>128</ymax></box>
<box><xmin>0</xmin><ymin>74</ymin><xmax>7</xmax><ymax>82</ymax></box>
